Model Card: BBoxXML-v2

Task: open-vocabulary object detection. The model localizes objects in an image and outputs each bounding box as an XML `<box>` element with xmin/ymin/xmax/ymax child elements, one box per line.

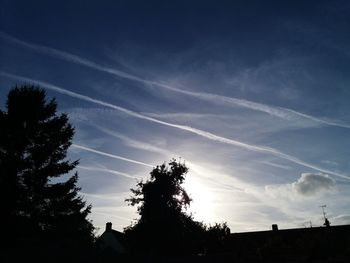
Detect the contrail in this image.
<box><xmin>0</xmin><ymin>72</ymin><xmax>287</xmax><ymax>155</ymax></box>
<box><xmin>0</xmin><ymin>32</ymin><xmax>150</xmax><ymax>84</ymax></box>
<box><xmin>160</xmin><ymin>86</ymin><xmax>350</xmax><ymax>129</ymax></box>
<box><xmin>77</xmin><ymin>165</ymin><xmax>139</xmax><ymax>179</ymax></box>
<box><xmin>1</xmin><ymin>31</ymin><xmax>349</xmax><ymax>129</ymax></box>
<box><xmin>95</xmin><ymin>126</ymin><xmax>172</xmax><ymax>157</ymax></box>
<box><xmin>1</xmin><ymin>71</ymin><xmax>349</xmax><ymax>180</ymax></box>
<box><xmin>71</xmin><ymin>144</ymin><xmax>153</xmax><ymax>168</ymax></box>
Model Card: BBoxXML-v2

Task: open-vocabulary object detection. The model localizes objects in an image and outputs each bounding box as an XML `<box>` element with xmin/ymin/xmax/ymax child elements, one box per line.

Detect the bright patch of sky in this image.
<box><xmin>1</xmin><ymin>0</ymin><xmax>350</xmax><ymax>234</ymax></box>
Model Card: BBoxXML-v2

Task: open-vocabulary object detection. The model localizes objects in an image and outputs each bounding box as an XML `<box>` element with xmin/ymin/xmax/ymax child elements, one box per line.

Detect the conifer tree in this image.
<box><xmin>0</xmin><ymin>85</ymin><xmax>94</xmax><ymax>244</ymax></box>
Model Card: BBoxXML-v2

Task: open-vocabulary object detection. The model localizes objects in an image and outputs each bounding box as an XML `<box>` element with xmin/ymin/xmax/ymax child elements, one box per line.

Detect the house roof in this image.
<box><xmin>96</xmin><ymin>223</ymin><xmax>130</xmax><ymax>254</ymax></box>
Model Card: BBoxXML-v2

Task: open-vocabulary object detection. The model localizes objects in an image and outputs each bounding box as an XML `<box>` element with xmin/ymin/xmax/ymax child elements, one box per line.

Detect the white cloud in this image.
<box><xmin>266</xmin><ymin>173</ymin><xmax>337</xmax><ymax>200</ymax></box>
<box><xmin>293</xmin><ymin>173</ymin><xmax>336</xmax><ymax>196</ymax></box>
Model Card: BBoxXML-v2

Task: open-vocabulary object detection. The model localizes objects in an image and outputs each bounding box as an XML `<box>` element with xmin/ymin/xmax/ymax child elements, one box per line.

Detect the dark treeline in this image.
<box><xmin>0</xmin><ymin>86</ymin><xmax>230</xmax><ymax>262</ymax></box>
<box><xmin>2</xmin><ymin>85</ymin><xmax>349</xmax><ymax>263</ymax></box>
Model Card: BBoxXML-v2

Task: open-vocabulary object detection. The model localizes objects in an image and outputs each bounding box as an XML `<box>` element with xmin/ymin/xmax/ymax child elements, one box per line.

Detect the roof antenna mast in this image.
<box><xmin>320</xmin><ymin>204</ymin><xmax>330</xmax><ymax>227</ymax></box>
<box><xmin>320</xmin><ymin>205</ymin><xmax>327</xmax><ymax>221</ymax></box>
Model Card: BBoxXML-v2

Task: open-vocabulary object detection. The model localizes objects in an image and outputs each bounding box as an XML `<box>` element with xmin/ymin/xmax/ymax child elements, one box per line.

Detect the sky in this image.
<box><xmin>1</xmin><ymin>0</ymin><xmax>350</xmax><ymax>234</ymax></box>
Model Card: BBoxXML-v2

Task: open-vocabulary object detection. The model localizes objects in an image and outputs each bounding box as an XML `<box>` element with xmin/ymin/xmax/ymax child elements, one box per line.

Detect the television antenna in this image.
<box><xmin>320</xmin><ymin>205</ymin><xmax>327</xmax><ymax>220</ymax></box>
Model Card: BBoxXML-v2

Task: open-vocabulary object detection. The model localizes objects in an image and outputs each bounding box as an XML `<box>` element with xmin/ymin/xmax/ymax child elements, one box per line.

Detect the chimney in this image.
<box><xmin>272</xmin><ymin>224</ymin><xmax>278</xmax><ymax>231</ymax></box>
<box><xmin>106</xmin><ymin>222</ymin><xmax>112</xmax><ymax>232</ymax></box>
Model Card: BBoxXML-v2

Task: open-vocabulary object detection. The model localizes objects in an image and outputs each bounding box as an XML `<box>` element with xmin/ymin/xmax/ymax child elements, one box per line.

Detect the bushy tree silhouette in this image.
<box><xmin>205</xmin><ymin>222</ymin><xmax>231</xmax><ymax>253</ymax></box>
<box><xmin>124</xmin><ymin>159</ymin><xmax>230</xmax><ymax>257</ymax></box>
<box><xmin>126</xmin><ymin>159</ymin><xmax>191</xmax><ymax>223</ymax></box>
<box><xmin>125</xmin><ymin>160</ymin><xmax>203</xmax><ymax>255</ymax></box>
<box><xmin>0</xmin><ymin>86</ymin><xmax>94</xmax><ymax>251</ymax></box>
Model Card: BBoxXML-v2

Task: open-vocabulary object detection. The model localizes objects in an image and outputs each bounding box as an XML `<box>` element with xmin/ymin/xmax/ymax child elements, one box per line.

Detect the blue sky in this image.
<box><xmin>1</xmin><ymin>0</ymin><xmax>350</xmax><ymax>233</ymax></box>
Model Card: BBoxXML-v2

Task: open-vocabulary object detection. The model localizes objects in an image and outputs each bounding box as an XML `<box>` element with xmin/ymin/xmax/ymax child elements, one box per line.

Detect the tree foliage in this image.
<box><xmin>0</xmin><ymin>86</ymin><xmax>94</xmax><ymax>246</ymax></box>
<box><xmin>126</xmin><ymin>159</ymin><xmax>191</xmax><ymax>223</ymax></box>
<box><xmin>125</xmin><ymin>159</ymin><xmax>230</xmax><ymax>256</ymax></box>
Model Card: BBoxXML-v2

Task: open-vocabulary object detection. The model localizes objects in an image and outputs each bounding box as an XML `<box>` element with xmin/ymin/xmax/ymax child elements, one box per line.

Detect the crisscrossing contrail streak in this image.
<box><xmin>1</xmin><ymin>71</ymin><xmax>349</xmax><ymax>180</ymax></box>
<box><xmin>1</xmin><ymin>31</ymin><xmax>349</xmax><ymax>129</ymax></box>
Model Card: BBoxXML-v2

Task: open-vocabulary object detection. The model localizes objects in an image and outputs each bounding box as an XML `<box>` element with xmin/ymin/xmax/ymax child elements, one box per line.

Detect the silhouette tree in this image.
<box><xmin>126</xmin><ymin>159</ymin><xmax>192</xmax><ymax>223</ymax></box>
<box><xmin>124</xmin><ymin>159</ymin><xmax>229</xmax><ymax>257</ymax></box>
<box><xmin>205</xmin><ymin>222</ymin><xmax>231</xmax><ymax>253</ymax></box>
<box><xmin>0</xmin><ymin>86</ymin><xmax>94</xmax><ymax>248</ymax></box>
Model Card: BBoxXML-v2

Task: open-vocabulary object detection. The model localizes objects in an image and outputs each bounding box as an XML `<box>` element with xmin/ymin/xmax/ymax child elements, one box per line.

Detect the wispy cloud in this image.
<box><xmin>259</xmin><ymin>160</ymin><xmax>292</xmax><ymax>170</ymax></box>
<box><xmin>94</xmin><ymin>126</ymin><xmax>172</xmax><ymax>157</ymax></box>
<box><xmin>81</xmin><ymin>191</ymin><xmax>129</xmax><ymax>201</ymax></box>
<box><xmin>160</xmin><ymin>83</ymin><xmax>350</xmax><ymax>129</ymax></box>
<box><xmin>0</xmin><ymin>32</ymin><xmax>146</xmax><ymax>83</ymax></box>
<box><xmin>77</xmin><ymin>165</ymin><xmax>139</xmax><ymax>179</ymax></box>
<box><xmin>1</xmin><ymin>31</ymin><xmax>349</xmax><ymax>129</ymax></box>
<box><xmin>89</xmin><ymin>125</ymin><xmax>246</xmax><ymax>192</ymax></box>
<box><xmin>1</xmin><ymin>71</ymin><xmax>349</xmax><ymax>180</ymax></box>
<box><xmin>143</xmin><ymin>112</ymin><xmax>229</xmax><ymax>120</ymax></box>
<box><xmin>72</xmin><ymin>144</ymin><xmax>153</xmax><ymax>168</ymax></box>
<box><xmin>92</xmin><ymin>211</ymin><xmax>131</xmax><ymax>222</ymax></box>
